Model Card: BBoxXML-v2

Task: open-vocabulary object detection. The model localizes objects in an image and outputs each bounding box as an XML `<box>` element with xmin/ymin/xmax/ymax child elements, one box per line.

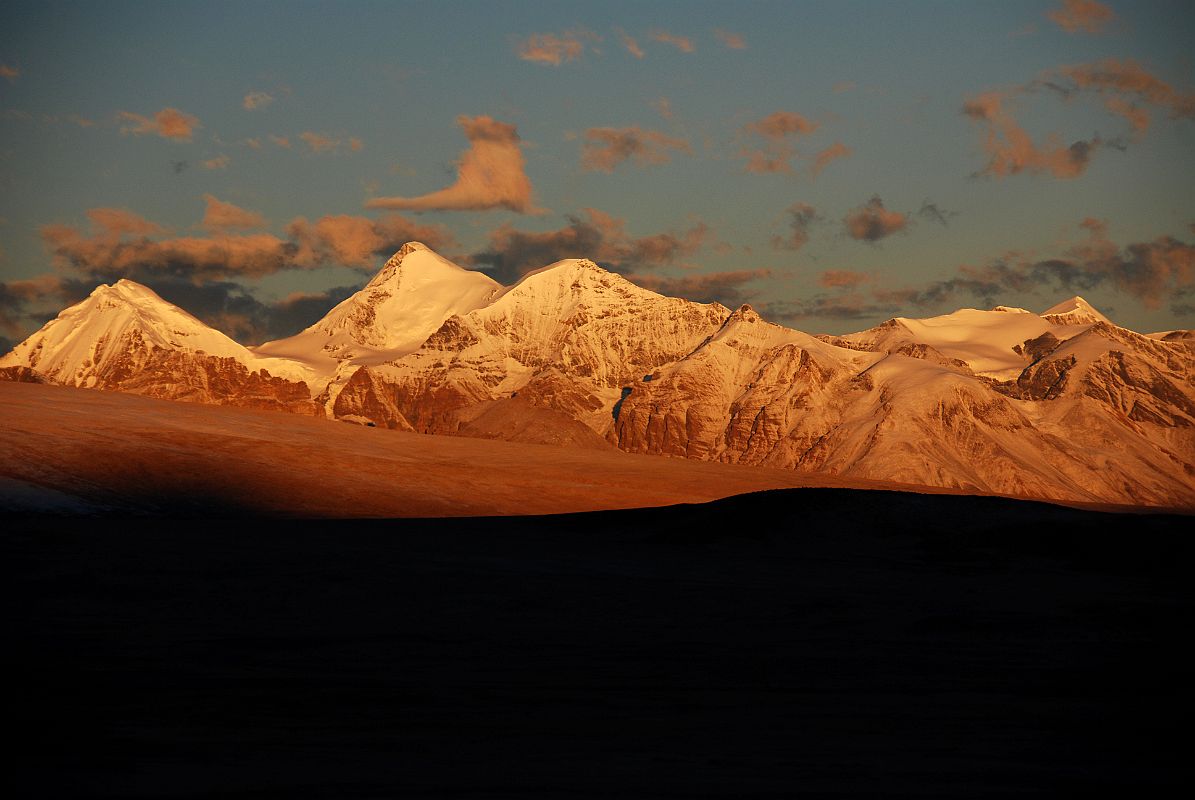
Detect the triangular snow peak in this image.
<box><xmin>253</xmin><ymin>242</ymin><xmax>502</xmax><ymax>369</ymax></box>
<box><xmin>1040</xmin><ymin>296</ymin><xmax>1113</xmax><ymax>326</ymax></box>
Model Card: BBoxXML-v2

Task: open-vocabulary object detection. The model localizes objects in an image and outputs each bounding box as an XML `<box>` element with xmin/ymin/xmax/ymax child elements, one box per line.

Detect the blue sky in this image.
<box><xmin>1</xmin><ymin>0</ymin><xmax>1193</xmax><ymax>348</ymax></box>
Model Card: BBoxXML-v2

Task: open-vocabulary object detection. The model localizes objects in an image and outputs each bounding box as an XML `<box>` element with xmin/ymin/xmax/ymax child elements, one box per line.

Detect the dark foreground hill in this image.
<box><xmin>6</xmin><ymin>490</ymin><xmax>1190</xmax><ymax>796</ymax></box>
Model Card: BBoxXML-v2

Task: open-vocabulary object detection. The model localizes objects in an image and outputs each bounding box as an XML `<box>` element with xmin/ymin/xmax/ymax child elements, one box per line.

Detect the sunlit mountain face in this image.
<box><xmin>4</xmin><ymin>242</ymin><xmax>1192</xmax><ymax>508</ymax></box>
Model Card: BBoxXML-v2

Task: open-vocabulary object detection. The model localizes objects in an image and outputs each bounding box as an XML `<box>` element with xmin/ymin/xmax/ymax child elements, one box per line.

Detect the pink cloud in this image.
<box><xmin>299</xmin><ymin>132</ymin><xmax>338</xmax><ymax>153</ymax></box>
<box><xmin>202</xmin><ymin>155</ymin><xmax>231</xmax><ymax>170</ymax></box>
<box><xmin>269</xmin><ymin>134</ymin><xmax>292</xmax><ymax>149</ymax></box>
<box><xmin>1058</xmin><ymin>59</ymin><xmax>1195</xmax><ymax>120</ymax></box>
<box><xmin>811</xmin><ymin>141</ymin><xmax>853</xmax><ymax>176</ymax></box>
<box><xmin>614</xmin><ymin>27</ymin><xmax>645</xmax><ymax>59</ymax></box>
<box><xmin>287</xmin><ymin>214</ymin><xmax>455</xmax><ymax>268</ymax></box>
<box><xmin>650</xmin><ymin>30</ymin><xmax>695</xmax><ymax>53</ymax></box>
<box><xmin>818</xmin><ymin>270</ymin><xmax>871</xmax><ymax>289</ymax></box>
<box><xmin>581</xmin><ymin>126</ymin><xmax>692</xmax><ymax>172</ymax></box>
<box><xmin>962</xmin><ymin>90</ymin><xmax>1098</xmax><ymax>179</ymax></box>
<box><xmin>366</xmin><ymin>115</ymin><xmax>539</xmax><ymax>213</ymax></box>
<box><xmin>202</xmin><ymin>195</ymin><xmax>266</xmax><ymax>233</ymax></box>
<box><xmin>713</xmin><ymin>29</ymin><xmax>747</xmax><ymax>49</ymax></box>
<box><xmin>0</xmin><ymin>64</ymin><xmax>19</xmax><ymax>82</ymax></box>
<box><xmin>745</xmin><ymin>111</ymin><xmax>819</xmax><ymax>139</ymax></box>
<box><xmin>843</xmin><ymin>196</ymin><xmax>909</xmax><ymax>242</ymax></box>
<box><xmin>1046</xmin><ymin>0</ymin><xmax>1116</xmax><ymax>34</ymax></box>
<box><xmin>517</xmin><ymin>31</ymin><xmax>593</xmax><ymax>66</ymax></box>
<box><xmin>242</xmin><ymin>91</ymin><xmax>274</xmax><ymax>110</ymax></box>
<box><xmin>771</xmin><ymin>203</ymin><xmax>818</xmax><ymax>251</ymax></box>
<box><xmin>118</xmin><ymin>107</ymin><xmax>200</xmax><ymax>141</ymax></box>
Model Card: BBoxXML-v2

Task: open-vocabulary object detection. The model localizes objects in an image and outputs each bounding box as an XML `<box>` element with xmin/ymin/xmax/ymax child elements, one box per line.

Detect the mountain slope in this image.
<box><xmin>0</xmin><ymin>279</ymin><xmax>317</xmax><ymax>412</ymax></box>
<box><xmin>331</xmin><ymin>258</ymin><xmax>731</xmax><ymax>434</ymax></box>
<box><xmin>3</xmin><ymin>245</ymin><xmax>1191</xmax><ymax>508</ymax></box>
<box><xmin>252</xmin><ymin>242</ymin><xmax>502</xmax><ymax>404</ymax></box>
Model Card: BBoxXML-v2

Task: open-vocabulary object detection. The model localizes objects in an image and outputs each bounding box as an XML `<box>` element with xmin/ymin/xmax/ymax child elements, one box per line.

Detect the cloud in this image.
<box><xmin>40</xmin><ymin>204</ymin><xmax>452</xmax><ymax>285</ymax></box>
<box><xmin>818</xmin><ymin>270</ymin><xmax>871</xmax><ymax>289</ymax></box>
<box><xmin>832</xmin><ymin>81</ymin><xmax>857</xmax><ymax>93</ymax></box>
<box><xmin>242</xmin><ymin>91</ymin><xmax>275</xmax><ymax>110</ymax></box>
<box><xmin>469</xmin><ymin>208</ymin><xmax>709</xmax><ymax>284</ymax></box>
<box><xmin>741</xmin><ymin>112</ymin><xmax>820</xmax><ymax>174</ymax></box>
<box><xmin>962</xmin><ymin>90</ymin><xmax>1100</xmax><ymax>179</ymax></box>
<box><xmin>811</xmin><ymin>141</ymin><xmax>852</xmax><ymax>176</ymax></box>
<box><xmin>1103</xmin><ymin>97</ymin><xmax>1150</xmax><ymax>134</ymax></box>
<box><xmin>366</xmin><ymin>115</ymin><xmax>539</xmax><ymax>213</ymax></box>
<box><xmin>348</xmin><ymin>137</ymin><xmax>364</xmax><ymax>152</ymax></box>
<box><xmin>625</xmin><ymin>269</ymin><xmax>770</xmax><ymax>305</ymax></box>
<box><xmin>761</xmin><ymin>293</ymin><xmax>904</xmax><ymax>324</ymax></box>
<box><xmin>0</xmin><ymin>64</ymin><xmax>19</xmax><ymax>82</ymax></box>
<box><xmin>1058</xmin><ymin>59</ymin><xmax>1195</xmax><ymax>120</ymax></box>
<box><xmin>867</xmin><ymin>221</ymin><xmax>1195</xmax><ymax>314</ymax></box>
<box><xmin>118</xmin><ymin>107</ymin><xmax>200</xmax><ymax>141</ymax></box>
<box><xmin>843</xmin><ymin>196</ymin><xmax>910</xmax><ymax>242</ymax></box>
<box><xmin>86</xmin><ymin>207</ymin><xmax>164</xmax><ymax>237</ymax></box>
<box><xmin>713</xmin><ymin>29</ymin><xmax>746</xmax><ymax>49</ymax></box>
<box><xmin>287</xmin><ymin>213</ymin><xmax>455</xmax><ymax>268</ymax></box>
<box><xmin>201</xmin><ymin>154</ymin><xmax>230</xmax><ymax>170</ymax></box>
<box><xmin>650</xmin><ymin>30</ymin><xmax>695</xmax><ymax>53</ymax></box>
<box><xmin>516</xmin><ymin>30</ymin><xmax>593</xmax><ymax>66</ymax></box>
<box><xmin>962</xmin><ymin>59</ymin><xmax>1193</xmax><ymax>180</ymax></box>
<box><xmin>745</xmin><ymin>111</ymin><xmax>819</xmax><ymax>139</ymax></box>
<box><xmin>299</xmin><ymin>132</ymin><xmax>338</xmax><ymax>153</ymax></box>
<box><xmin>202</xmin><ymin>195</ymin><xmax>266</xmax><ymax>233</ymax></box>
<box><xmin>0</xmin><ymin>275</ymin><xmax>72</xmax><ymax>338</ymax></box>
<box><xmin>771</xmin><ymin>203</ymin><xmax>818</xmax><ymax>251</ymax></box>
<box><xmin>917</xmin><ymin>200</ymin><xmax>957</xmax><ymax>226</ymax></box>
<box><xmin>651</xmin><ymin>97</ymin><xmax>673</xmax><ymax>120</ymax></box>
<box><xmin>614</xmin><ymin>27</ymin><xmax>645</xmax><ymax>58</ymax></box>
<box><xmin>269</xmin><ymin>134</ymin><xmax>292</xmax><ymax>149</ymax></box>
<box><xmin>172</xmin><ymin>160</ymin><xmax>189</xmax><ymax>175</ymax></box>
<box><xmin>1046</xmin><ymin>0</ymin><xmax>1116</xmax><ymax>34</ymax></box>
<box><xmin>580</xmin><ymin>126</ymin><xmax>692</xmax><ymax>172</ymax></box>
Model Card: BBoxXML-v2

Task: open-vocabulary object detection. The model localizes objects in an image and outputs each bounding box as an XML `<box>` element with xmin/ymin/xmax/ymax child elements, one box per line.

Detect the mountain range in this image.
<box><xmin>3</xmin><ymin>242</ymin><xmax>1193</xmax><ymax>508</ymax></box>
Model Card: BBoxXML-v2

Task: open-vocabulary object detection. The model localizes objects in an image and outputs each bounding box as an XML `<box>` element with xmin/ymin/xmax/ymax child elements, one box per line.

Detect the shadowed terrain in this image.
<box><xmin>6</xmin><ymin>490</ymin><xmax>1190</xmax><ymax>796</ymax></box>
<box><xmin>1</xmin><ymin>381</ymin><xmax>1014</xmax><ymax>517</ymax></box>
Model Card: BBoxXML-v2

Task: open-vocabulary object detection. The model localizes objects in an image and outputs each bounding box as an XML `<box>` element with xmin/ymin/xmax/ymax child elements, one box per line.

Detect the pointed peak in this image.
<box><xmin>1041</xmin><ymin>295</ymin><xmax>1111</xmax><ymax>325</ymax></box>
<box><xmin>379</xmin><ymin>241</ymin><xmax>433</xmax><ymax>273</ymax></box>
<box><xmin>728</xmin><ymin>303</ymin><xmax>761</xmax><ymax>323</ymax></box>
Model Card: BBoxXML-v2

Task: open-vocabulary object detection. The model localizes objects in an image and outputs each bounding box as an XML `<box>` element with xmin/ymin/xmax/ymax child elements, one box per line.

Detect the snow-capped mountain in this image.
<box><xmin>3</xmin><ymin>243</ymin><xmax>1192</xmax><ymax>507</ymax></box>
<box><xmin>252</xmin><ymin>241</ymin><xmax>502</xmax><ymax>406</ymax></box>
<box><xmin>330</xmin><ymin>258</ymin><xmax>730</xmax><ymax>433</ymax></box>
<box><xmin>0</xmin><ymin>279</ymin><xmax>317</xmax><ymax>413</ymax></box>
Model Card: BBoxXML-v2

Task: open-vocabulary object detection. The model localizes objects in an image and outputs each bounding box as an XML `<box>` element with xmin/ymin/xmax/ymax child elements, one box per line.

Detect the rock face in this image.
<box><xmin>3</xmin><ymin>243</ymin><xmax>1193</xmax><ymax>508</ymax></box>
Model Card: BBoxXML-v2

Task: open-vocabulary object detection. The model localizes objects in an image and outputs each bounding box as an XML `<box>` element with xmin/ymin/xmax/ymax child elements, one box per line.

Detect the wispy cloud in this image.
<box><xmin>581</xmin><ymin>126</ymin><xmax>692</xmax><ymax>172</ymax></box>
<box><xmin>117</xmin><ymin>107</ymin><xmax>200</xmax><ymax>141</ymax></box>
<box><xmin>201</xmin><ymin>155</ymin><xmax>230</xmax><ymax>170</ymax></box>
<box><xmin>366</xmin><ymin>115</ymin><xmax>539</xmax><ymax>213</ymax></box>
<box><xmin>470</xmin><ymin>208</ymin><xmax>709</xmax><ymax>283</ymax></box>
<box><xmin>650</xmin><ymin>30</ymin><xmax>695</xmax><ymax>53</ymax></box>
<box><xmin>0</xmin><ymin>63</ymin><xmax>19</xmax><ymax>82</ymax></box>
<box><xmin>811</xmin><ymin>141</ymin><xmax>852</xmax><ymax>177</ymax></box>
<box><xmin>772</xmin><ymin>203</ymin><xmax>819</xmax><ymax>251</ymax></box>
<box><xmin>516</xmin><ymin>30</ymin><xmax>595</xmax><ymax>66</ymax></box>
<box><xmin>713</xmin><ymin>29</ymin><xmax>746</xmax><ymax>49</ymax></box>
<box><xmin>614</xmin><ymin>27</ymin><xmax>645</xmax><ymax>59</ymax></box>
<box><xmin>740</xmin><ymin>111</ymin><xmax>820</xmax><ymax>174</ymax></box>
<box><xmin>843</xmin><ymin>196</ymin><xmax>909</xmax><ymax>242</ymax></box>
<box><xmin>242</xmin><ymin>91</ymin><xmax>275</xmax><ymax>110</ymax></box>
<box><xmin>1046</xmin><ymin>0</ymin><xmax>1116</xmax><ymax>34</ymax></box>
<box><xmin>202</xmin><ymin>195</ymin><xmax>265</xmax><ymax>232</ymax></box>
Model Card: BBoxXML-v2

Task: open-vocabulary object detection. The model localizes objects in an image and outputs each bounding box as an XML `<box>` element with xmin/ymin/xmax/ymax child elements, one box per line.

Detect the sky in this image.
<box><xmin>1</xmin><ymin>0</ymin><xmax>1193</xmax><ymax>351</ymax></box>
